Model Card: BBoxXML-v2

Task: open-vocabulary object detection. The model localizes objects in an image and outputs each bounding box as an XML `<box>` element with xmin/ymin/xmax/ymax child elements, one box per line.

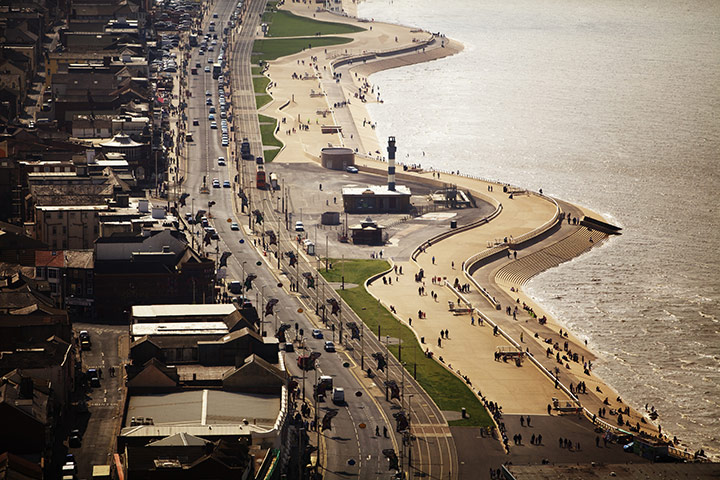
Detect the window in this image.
<box><xmin>48</xmin><ymin>268</ymin><xmax>58</xmax><ymax>279</ymax></box>
<box><xmin>35</xmin><ymin>267</ymin><xmax>44</xmax><ymax>278</ymax></box>
<box><xmin>50</xmin><ymin>283</ymin><xmax>57</xmax><ymax>293</ymax></box>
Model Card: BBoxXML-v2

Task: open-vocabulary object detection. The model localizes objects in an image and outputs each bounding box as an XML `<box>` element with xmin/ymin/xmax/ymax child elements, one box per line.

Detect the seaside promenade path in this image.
<box><xmin>254</xmin><ymin>1</ymin><xmax>666</xmax><ymax>474</ymax></box>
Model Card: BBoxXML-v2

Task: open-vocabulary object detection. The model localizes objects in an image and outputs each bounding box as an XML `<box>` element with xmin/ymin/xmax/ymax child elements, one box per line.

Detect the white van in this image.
<box><xmin>332</xmin><ymin>387</ymin><xmax>345</xmax><ymax>404</ymax></box>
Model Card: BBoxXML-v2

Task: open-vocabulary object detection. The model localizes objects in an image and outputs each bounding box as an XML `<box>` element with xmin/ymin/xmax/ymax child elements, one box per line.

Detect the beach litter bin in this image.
<box><xmin>450</xmin><ymin>220</ymin><xmax>457</xmax><ymax>229</ymax></box>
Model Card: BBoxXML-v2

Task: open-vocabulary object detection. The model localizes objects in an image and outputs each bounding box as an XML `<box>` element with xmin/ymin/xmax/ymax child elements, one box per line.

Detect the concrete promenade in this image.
<box><xmin>255</xmin><ymin>0</ymin><xmax>667</xmax><ymax>468</ymax></box>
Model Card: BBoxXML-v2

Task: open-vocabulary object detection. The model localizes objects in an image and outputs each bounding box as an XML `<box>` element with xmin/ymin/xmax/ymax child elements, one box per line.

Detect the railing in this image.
<box><xmin>445</xmin><ymin>281</ymin><xmax>635</xmax><ymax>438</ymax></box>
<box><xmin>330</xmin><ymin>35</ymin><xmax>438</xmax><ymax>71</ymax></box>
<box><xmin>508</xmin><ymin>193</ymin><xmax>561</xmax><ymax>247</ymax></box>
<box><xmin>411</xmin><ymin>203</ymin><xmax>503</xmax><ymax>261</ymax></box>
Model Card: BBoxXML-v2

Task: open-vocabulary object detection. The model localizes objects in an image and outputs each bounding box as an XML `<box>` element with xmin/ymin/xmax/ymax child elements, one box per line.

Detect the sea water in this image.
<box><xmin>358</xmin><ymin>0</ymin><xmax>720</xmax><ymax>457</ymax></box>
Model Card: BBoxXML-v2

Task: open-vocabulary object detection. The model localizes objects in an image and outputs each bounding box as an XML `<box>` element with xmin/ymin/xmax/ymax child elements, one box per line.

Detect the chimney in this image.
<box><xmin>387</xmin><ymin>136</ymin><xmax>396</xmax><ymax>191</ymax></box>
<box><xmin>19</xmin><ymin>377</ymin><xmax>34</xmax><ymax>399</ymax></box>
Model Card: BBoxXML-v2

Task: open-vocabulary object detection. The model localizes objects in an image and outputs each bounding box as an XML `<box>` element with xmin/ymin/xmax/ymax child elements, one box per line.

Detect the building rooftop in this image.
<box><xmin>131</xmin><ymin>322</ymin><xmax>229</xmax><ymax>338</ymax></box>
<box><xmin>342</xmin><ymin>184</ymin><xmax>411</xmax><ymax>196</ymax></box>
<box><xmin>122</xmin><ymin>390</ymin><xmax>281</xmax><ymax>432</ymax></box>
<box><xmin>132</xmin><ymin>304</ymin><xmax>237</xmax><ymax>319</ymax></box>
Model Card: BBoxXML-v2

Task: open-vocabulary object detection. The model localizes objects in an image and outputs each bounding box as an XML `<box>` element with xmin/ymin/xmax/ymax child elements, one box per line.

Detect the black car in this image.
<box><xmin>69</xmin><ymin>429</ymin><xmax>81</xmax><ymax>448</ymax></box>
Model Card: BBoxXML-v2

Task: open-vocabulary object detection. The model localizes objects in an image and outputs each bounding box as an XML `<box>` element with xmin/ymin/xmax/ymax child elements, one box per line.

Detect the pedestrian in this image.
<box><xmin>559</xmin><ymin>437</ymin><xmax>564</xmax><ymax>448</ymax></box>
<box><xmin>527</xmin><ymin>416</ymin><xmax>531</xmax><ymax>427</ymax></box>
<box><xmin>98</xmin><ymin>368</ymin><xmax>103</xmax><ymax>379</ymax></box>
<box><xmin>438</xmin><ymin>337</ymin><xmax>442</xmax><ymax>347</ymax></box>
<box><xmin>440</xmin><ymin>330</ymin><xmax>444</xmax><ymax>339</ymax></box>
<box><xmin>520</xmin><ymin>416</ymin><xmax>525</xmax><ymax>427</ymax></box>
<box><xmin>547</xmin><ymin>404</ymin><xmax>552</xmax><ymax>415</ymax></box>
<box><xmin>409</xmin><ymin>318</ymin><xmax>412</xmax><ymax>326</ymax></box>
<box><xmin>471</xmin><ymin>316</ymin><xmax>475</xmax><ymax>325</ymax></box>
<box><xmin>432</xmin><ymin>256</ymin><xmax>435</xmax><ymax>264</ymax></box>
<box><xmin>451</xmin><ymin>261</ymin><xmax>454</xmax><ymax>269</ymax></box>
<box><xmin>531</xmin><ymin>434</ymin><xmax>535</xmax><ymax>445</ymax></box>
<box><xmin>376</xmin><ymin>425</ymin><xmax>380</xmax><ymax>436</ymax></box>
<box><xmin>537</xmin><ymin>434</ymin><xmax>542</xmax><ymax>445</ymax></box>
<box><xmin>518</xmin><ymin>433</ymin><xmax>522</xmax><ymax>445</ymax></box>
<box><xmin>383</xmin><ymin>426</ymin><xmax>388</xmax><ymax>437</ymax></box>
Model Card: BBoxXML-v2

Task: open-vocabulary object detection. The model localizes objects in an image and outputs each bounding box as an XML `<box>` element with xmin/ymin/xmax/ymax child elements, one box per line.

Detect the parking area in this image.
<box><xmin>257</xmin><ymin>161</ymin><xmax>493</xmax><ymax>261</ymax></box>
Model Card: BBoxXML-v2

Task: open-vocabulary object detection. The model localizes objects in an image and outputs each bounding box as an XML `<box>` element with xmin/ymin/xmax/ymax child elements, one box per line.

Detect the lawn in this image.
<box><xmin>265</xmin><ymin>10</ymin><xmax>365</xmax><ymax>37</ymax></box>
<box><xmin>321</xmin><ymin>260</ymin><xmax>493</xmax><ymax>427</ymax></box>
<box><xmin>251</xmin><ymin>66</ymin><xmax>263</xmax><ymax>75</ymax></box>
<box><xmin>256</xmin><ymin>94</ymin><xmax>272</xmax><ymax>109</ymax></box>
<box><xmin>251</xmin><ymin>36</ymin><xmax>353</xmax><ymax>64</ymax></box>
<box><xmin>264</xmin><ymin>148</ymin><xmax>280</xmax><ymax>163</ymax></box>
<box><xmin>259</xmin><ymin>114</ymin><xmax>282</xmax><ymax>148</ymax></box>
<box><xmin>253</xmin><ymin>76</ymin><xmax>270</xmax><ymax>94</ymax></box>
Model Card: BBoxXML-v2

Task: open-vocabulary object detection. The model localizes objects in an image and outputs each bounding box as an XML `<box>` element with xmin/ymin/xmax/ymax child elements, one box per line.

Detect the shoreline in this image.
<box><xmin>256</xmin><ymin>1</ymin><xmax>700</xmax><ymax>458</ymax></box>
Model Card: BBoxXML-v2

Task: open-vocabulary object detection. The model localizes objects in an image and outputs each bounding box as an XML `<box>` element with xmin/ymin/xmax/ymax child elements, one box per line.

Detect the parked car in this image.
<box><xmin>346</xmin><ymin>165</ymin><xmax>359</xmax><ymax>173</ymax></box>
<box><xmin>324</xmin><ymin>341</ymin><xmax>336</xmax><ymax>352</ymax></box>
<box><xmin>87</xmin><ymin>368</ymin><xmax>100</xmax><ymax>387</ymax></box>
<box><xmin>68</xmin><ymin>432</ymin><xmax>81</xmax><ymax>448</ymax></box>
<box><xmin>295</xmin><ymin>221</ymin><xmax>305</xmax><ymax>232</ymax></box>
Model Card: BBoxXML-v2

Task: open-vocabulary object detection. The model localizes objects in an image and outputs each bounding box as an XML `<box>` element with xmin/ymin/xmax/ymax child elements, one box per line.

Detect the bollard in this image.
<box><xmin>461</xmin><ymin>407</ymin><xmax>467</xmax><ymax>419</ymax></box>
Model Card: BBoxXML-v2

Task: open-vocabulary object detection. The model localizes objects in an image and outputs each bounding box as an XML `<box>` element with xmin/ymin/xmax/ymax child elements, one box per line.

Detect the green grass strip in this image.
<box><xmin>256</xmin><ymin>94</ymin><xmax>272</xmax><ymax>109</ymax></box>
<box><xmin>259</xmin><ymin>115</ymin><xmax>282</xmax><ymax>148</ymax></box>
<box><xmin>251</xmin><ymin>66</ymin><xmax>263</xmax><ymax>75</ymax></box>
<box><xmin>321</xmin><ymin>259</ymin><xmax>493</xmax><ymax>427</ymax></box>
<box><xmin>253</xmin><ymin>75</ymin><xmax>271</xmax><ymax>94</ymax></box>
<box><xmin>264</xmin><ymin>148</ymin><xmax>280</xmax><ymax>163</ymax></box>
<box><xmin>251</xmin><ymin>36</ymin><xmax>352</xmax><ymax>64</ymax></box>
<box><xmin>266</xmin><ymin>10</ymin><xmax>365</xmax><ymax>37</ymax></box>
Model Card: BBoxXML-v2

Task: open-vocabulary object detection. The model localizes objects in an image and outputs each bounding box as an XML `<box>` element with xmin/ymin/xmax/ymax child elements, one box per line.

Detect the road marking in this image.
<box><xmin>201</xmin><ymin>389</ymin><xmax>209</xmax><ymax>425</ymax></box>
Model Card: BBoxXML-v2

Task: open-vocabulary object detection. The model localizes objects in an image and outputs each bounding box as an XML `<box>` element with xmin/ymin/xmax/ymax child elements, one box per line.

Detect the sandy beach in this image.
<box><xmin>255</xmin><ymin>0</ymin><xmax>668</xmax><ymax>451</ymax></box>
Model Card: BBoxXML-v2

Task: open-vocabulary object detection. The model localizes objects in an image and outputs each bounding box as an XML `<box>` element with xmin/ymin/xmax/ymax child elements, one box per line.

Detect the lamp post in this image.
<box><xmin>260</xmin><ymin>285</ymin><xmax>267</xmax><ymax>335</ymax></box>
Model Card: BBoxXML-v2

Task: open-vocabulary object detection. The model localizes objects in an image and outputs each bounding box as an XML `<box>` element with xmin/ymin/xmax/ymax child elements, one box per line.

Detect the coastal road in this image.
<box><xmin>181</xmin><ymin>0</ymin><xmax>401</xmax><ymax>477</ymax></box>
<box><xmin>220</xmin><ymin>3</ymin><xmax>461</xmax><ymax>477</ymax></box>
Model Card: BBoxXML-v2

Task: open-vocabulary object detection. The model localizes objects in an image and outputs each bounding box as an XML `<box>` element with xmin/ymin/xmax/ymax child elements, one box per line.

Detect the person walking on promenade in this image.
<box><xmin>438</xmin><ymin>337</ymin><xmax>442</xmax><ymax>347</ymax></box>
<box><xmin>376</xmin><ymin>425</ymin><xmax>380</xmax><ymax>436</ymax></box>
<box><xmin>538</xmin><ymin>434</ymin><xmax>542</xmax><ymax>445</ymax></box>
<box><xmin>531</xmin><ymin>434</ymin><xmax>535</xmax><ymax>445</ymax></box>
<box><xmin>445</xmin><ymin>329</ymin><xmax>449</xmax><ymax>339</ymax></box>
<box><xmin>432</xmin><ymin>256</ymin><xmax>435</xmax><ymax>264</ymax></box>
<box><xmin>520</xmin><ymin>416</ymin><xmax>525</xmax><ymax>427</ymax></box>
<box><xmin>548</xmin><ymin>404</ymin><xmax>552</xmax><ymax>415</ymax></box>
<box><xmin>383</xmin><ymin>426</ymin><xmax>388</xmax><ymax>438</ymax></box>
<box><xmin>527</xmin><ymin>416</ymin><xmax>531</xmax><ymax>427</ymax></box>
